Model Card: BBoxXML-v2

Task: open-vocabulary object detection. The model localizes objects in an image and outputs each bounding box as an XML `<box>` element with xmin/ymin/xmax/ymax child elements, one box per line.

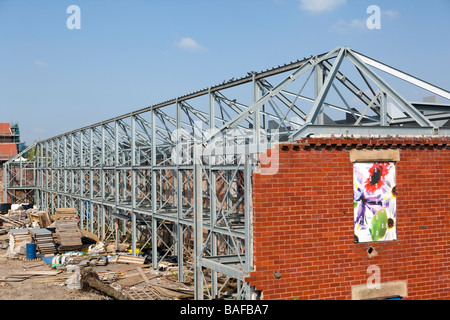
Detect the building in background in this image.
<box><xmin>0</xmin><ymin>123</ymin><xmax>24</xmax><ymax>163</ymax></box>
<box><xmin>0</xmin><ymin>122</ymin><xmax>26</xmax><ymax>203</ymax></box>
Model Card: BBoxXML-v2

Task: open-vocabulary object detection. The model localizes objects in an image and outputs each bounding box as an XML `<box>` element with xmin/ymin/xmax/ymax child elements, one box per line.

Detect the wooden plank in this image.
<box><xmin>13</xmin><ymin>270</ymin><xmax>62</xmax><ymax>276</ymax></box>
<box><xmin>137</xmin><ymin>267</ymin><xmax>152</xmax><ymax>287</ymax></box>
<box><xmin>54</xmin><ymin>208</ymin><xmax>78</xmax><ymax>221</ymax></box>
<box><xmin>114</xmin><ymin>269</ymin><xmax>160</xmax><ymax>287</ymax></box>
<box><xmin>104</xmin><ymin>264</ymin><xmax>151</xmax><ymax>272</ymax></box>
<box><xmin>80</xmin><ymin>229</ymin><xmax>99</xmax><ymax>243</ymax></box>
<box><xmin>150</xmin><ymin>284</ymin><xmax>194</xmax><ymax>299</ymax></box>
<box><xmin>0</xmin><ymin>276</ymin><xmax>28</xmax><ymax>282</ymax></box>
<box><xmin>55</xmin><ymin>208</ymin><xmax>77</xmax><ymax>213</ymax></box>
<box><xmin>117</xmin><ymin>254</ymin><xmax>146</xmax><ymax>264</ymax></box>
<box><xmin>0</xmin><ymin>215</ymin><xmax>24</xmax><ymax>227</ymax></box>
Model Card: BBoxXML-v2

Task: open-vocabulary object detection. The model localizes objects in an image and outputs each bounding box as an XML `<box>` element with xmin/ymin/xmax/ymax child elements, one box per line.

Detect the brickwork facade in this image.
<box><xmin>0</xmin><ymin>168</ymin><xmax>4</xmax><ymax>203</ymax></box>
<box><xmin>245</xmin><ymin>137</ymin><xmax>450</xmax><ymax>300</ymax></box>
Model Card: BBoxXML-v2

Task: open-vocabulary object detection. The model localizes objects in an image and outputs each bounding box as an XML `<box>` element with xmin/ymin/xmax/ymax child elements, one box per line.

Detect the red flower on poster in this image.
<box><xmin>364</xmin><ymin>162</ymin><xmax>389</xmax><ymax>193</ymax></box>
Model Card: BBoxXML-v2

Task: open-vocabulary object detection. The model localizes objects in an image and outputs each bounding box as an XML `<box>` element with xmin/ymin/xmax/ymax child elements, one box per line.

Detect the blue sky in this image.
<box><xmin>1</xmin><ymin>0</ymin><xmax>449</xmax><ymax>145</ymax></box>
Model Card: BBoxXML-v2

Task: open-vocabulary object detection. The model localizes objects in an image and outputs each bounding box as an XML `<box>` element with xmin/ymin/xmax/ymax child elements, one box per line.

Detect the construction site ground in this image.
<box><xmin>0</xmin><ymin>214</ymin><xmax>197</xmax><ymax>301</ymax></box>
<box><xmin>0</xmin><ymin>240</ymin><xmax>105</xmax><ymax>300</ymax></box>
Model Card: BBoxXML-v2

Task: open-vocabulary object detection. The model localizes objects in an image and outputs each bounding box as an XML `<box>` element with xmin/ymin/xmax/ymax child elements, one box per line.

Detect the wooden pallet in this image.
<box><xmin>122</xmin><ymin>287</ymin><xmax>161</xmax><ymax>300</ymax></box>
<box><xmin>28</xmin><ymin>211</ymin><xmax>52</xmax><ymax>228</ymax></box>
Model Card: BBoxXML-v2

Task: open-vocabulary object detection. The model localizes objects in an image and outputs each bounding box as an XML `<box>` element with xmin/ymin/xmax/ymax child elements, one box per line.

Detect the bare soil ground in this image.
<box><xmin>0</xmin><ymin>233</ymin><xmax>106</xmax><ymax>300</ymax></box>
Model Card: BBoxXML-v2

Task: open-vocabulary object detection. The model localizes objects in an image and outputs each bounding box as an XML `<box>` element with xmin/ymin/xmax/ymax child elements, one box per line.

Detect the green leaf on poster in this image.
<box><xmin>370</xmin><ymin>209</ymin><xmax>388</xmax><ymax>241</ymax></box>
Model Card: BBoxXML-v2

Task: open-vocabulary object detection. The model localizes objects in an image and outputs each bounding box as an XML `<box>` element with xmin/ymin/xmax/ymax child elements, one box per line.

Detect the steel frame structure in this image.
<box><xmin>4</xmin><ymin>46</ymin><xmax>450</xmax><ymax>299</ymax></box>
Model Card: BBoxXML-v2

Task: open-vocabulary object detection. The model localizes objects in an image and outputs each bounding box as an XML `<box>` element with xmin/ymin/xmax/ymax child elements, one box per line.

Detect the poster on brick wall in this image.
<box><xmin>353</xmin><ymin>162</ymin><xmax>397</xmax><ymax>243</ymax></box>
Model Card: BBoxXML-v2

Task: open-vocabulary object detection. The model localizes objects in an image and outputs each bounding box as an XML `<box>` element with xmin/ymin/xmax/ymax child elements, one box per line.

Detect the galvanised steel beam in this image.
<box><xmin>352</xmin><ymin>50</ymin><xmax>450</xmax><ymax>101</ymax></box>
<box><xmin>291</xmin><ymin>124</ymin><xmax>439</xmax><ymax>139</ymax></box>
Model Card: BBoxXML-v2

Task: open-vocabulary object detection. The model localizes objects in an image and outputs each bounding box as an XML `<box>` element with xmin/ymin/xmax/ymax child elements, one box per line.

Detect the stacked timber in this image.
<box><xmin>6</xmin><ymin>228</ymin><xmax>32</xmax><ymax>258</ymax></box>
<box><xmin>55</xmin><ymin>218</ymin><xmax>82</xmax><ymax>252</ymax></box>
<box><xmin>30</xmin><ymin>228</ymin><xmax>56</xmax><ymax>254</ymax></box>
<box><xmin>52</xmin><ymin>208</ymin><xmax>82</xmax><ymax>252</ymax></box>
<box><xmin>54</xmin><ymin>207</ymin><xmax>77</xmax><ymax>221</ymax></box>
<box><xmin>9</xmin><ymin>228</ymin><xmax>32</xmax><ymax>249</ymax></box>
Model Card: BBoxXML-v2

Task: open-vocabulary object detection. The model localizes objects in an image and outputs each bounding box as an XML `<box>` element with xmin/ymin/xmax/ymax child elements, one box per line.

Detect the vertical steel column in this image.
<box><xmin>46</xmin><ymin>141</ymin><xmax>50</xmax><ymax>210</ymax></box>
<box><xmin>34</xmin><ymin>143</ymin><xmax>39</xmax><ymax>206</ymax></box>
<box><xmin>40</xmin><ymin>144</ymin><xmax>43</xmax><ymax>206</ymax></box>
<box><xmin>56</xmin><ymin>138</ymin><xmax>61</xmax><ymax>209</ymax></box>
<box><xmin>41</xmin><ymin>142</ymin><xmax>44</xmax><ymax>208</ymax></box>
<box><xmin>208</xmin><ymin>87</ymin><xmax>218</xmax><ymax>298</ymax></box>
<box><xmin>32</xmin><ymin>146</ymin><xmax>36</xmax><ymax>204</ymax></box>
<box><xmin>194</xmin><ymin>148</ymin><xmax>204</xmax><ymax>300</ymax></box>
<box><xmin>253</xmin><ymin>74</ymin><xmax>261</xmax><ymax>154</ymax></box>
<box><xmin>151</xmin><ymin>108</ymin><xmax>158</xmax><ymax>269</ymax></box>
<box><xmin>70</xmin><ymin>135</ymin><xmax>75</xmax><ymax>208</ymax></box>
<box><xmin>19</xmin><ymin>149</ymin><xmax>23</xmax><ymax>188</ymax></box>
<box><xmin>175</xmin><ymin>98</ymin><xmax>184</xmax><ymax>282</ymax></box>
<box><xmin>115</xmin><ymin>121</ymin><xmax>120</xmax><ymax>208</ymax></box>
<box><xmin>244</xmin><ymin>155</ymin><xmax>253</xmax><ymax>299</ymax></box>
<box><xmin>80</xmin><ymin>131</ymin><xmax>84</xmax><ymax>227</ymax></box>
<box><xmin>131</xmin><ymin>115</ymin><xmax>137</xmax><ymax>256</ymax></box>
<box><xmin>380</xmin><ymin>91</ymin><xmax>388</xmax><ymax>126</ymax></box>
<box><xmin>314</xmin><ymin>64</ymin><xmax>325</xmax><ymax>125</ymax></box>
<box><xmin>63</xmin><ymin>136</ymin><xmax>68</xmax><ymax>205</ymax></box>
<box><xmin>90</xmin><ymin>128</ymin><xmax>94</xmax><ymax>233</ymax></box>
<box><xmin>101</xmin><ymin>124</ymin><xmax>106</xmax><ymax>240</ymax></box>
<box><xmin>2</xmin><ymin>163</ymin><xmax>6</xmax><ymax>202</ymax></box>
<box><xmin>51</xmin><ymin>139</ymin><xmax>55</xmax><ymax>214</ymax></box>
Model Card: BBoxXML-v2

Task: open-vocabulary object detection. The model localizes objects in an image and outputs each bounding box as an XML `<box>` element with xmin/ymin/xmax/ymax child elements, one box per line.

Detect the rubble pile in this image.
<box><xmin>0</xmin><ymin>204</ymin><xmax>194</xmax><ymax>300</ymax></box>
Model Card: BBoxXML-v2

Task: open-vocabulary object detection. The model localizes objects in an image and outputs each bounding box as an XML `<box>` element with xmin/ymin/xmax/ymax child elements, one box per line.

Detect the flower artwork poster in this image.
<box><xmin>354</xmin><ymin>162</ymin><xmax>397</xmax><ymax>243</ymax></box>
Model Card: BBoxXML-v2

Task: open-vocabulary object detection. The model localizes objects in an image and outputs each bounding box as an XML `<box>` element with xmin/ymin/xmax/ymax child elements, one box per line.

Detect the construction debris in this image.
<box><xmin>0</xmin><ymin>204</ymin><xmax>197</xmax><ymax>300</ymax></box>
<box><xmin>0</xmin><ymin>270</ymin><xmax>62</xmax><ymax>282</ymax></box>
<box><xmin>117</xmin><ymin>253</ymin><xmax>146</xmax><ymax>265</ymax></box>
<box><xmin>80</xmin><ymin>267</ymin><xmax>128</xmax><ymax>300</ymax></box>
<box><xmin>30</xmin><ymin>228</ymin><xmax>56</xmax><ymax>255</ymax></box>
<box><xmin>6</xmin><ymin>228</ymin><xmax>32</xmax><ymax>258</ymax></box>
<box><xmin>54</xmin><ymin>218</ymin><xmax>82</xmax><ymax>252</ymax></box>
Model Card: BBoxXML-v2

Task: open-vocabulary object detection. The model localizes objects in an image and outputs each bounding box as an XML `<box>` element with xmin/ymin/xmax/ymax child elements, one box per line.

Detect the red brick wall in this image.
<box><xmin>0</xmin><ymin>167</ymin><xmax>5</xmax><ymax>203</ymax></box>
<box><xmin>246</xmin><ymin>137</ymin><xmax>450</xmax><ymax>300</ymax></box>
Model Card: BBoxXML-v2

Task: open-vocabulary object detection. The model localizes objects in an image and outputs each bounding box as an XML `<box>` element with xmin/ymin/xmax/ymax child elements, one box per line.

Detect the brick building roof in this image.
<box><xmin>0</xmin><ymin>123</ymin><xmax>11</xmax><ymax>135</ymax></box>
<box><xmin>0</xmin><ymin>143</ymin><xmax>17</xmax><ymax>160</ymax></box>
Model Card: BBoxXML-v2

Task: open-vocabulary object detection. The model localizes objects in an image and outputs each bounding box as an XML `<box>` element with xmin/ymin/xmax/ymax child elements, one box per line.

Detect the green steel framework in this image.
<box><xmin>3</xmin><ymin>47</ymin><xmax>450</xmax><ymax>299</ymax></box>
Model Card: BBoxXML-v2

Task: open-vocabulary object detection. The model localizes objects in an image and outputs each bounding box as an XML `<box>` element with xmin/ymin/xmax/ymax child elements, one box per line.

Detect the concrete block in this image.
<box><xmin>349</xmin><ymin>149</ymin><xmax>400</xmax><ymax>163</ymax></box>
<box><xmin>351</xmin><ymin>280</ymin><xmax>407</xmax><ymax>300</ymax></box>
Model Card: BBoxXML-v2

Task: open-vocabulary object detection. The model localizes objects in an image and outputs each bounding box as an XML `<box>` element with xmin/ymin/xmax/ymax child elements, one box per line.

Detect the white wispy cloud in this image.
<box><xmin>331</xmin><ymin>19</ymin><xmax>366</xmax><ymax>33</ymax></box>
<box><xmin>299</xmin><ymin>0</ymin><xmax>346</xmax><ymax>13</ymax></box>
<box><xmin>177</xmin><ymin>37</ymin><xmax>204</xmax><ymax>52</ymax></box>
<box><xmin>383</xmin><ymin>10</ymin><xmax>398</xmax><ymax>19</ymax></box>
<box><xmin>34</xmin><ymin>59</ymin><xmax>49</xmax><ymax>68</ymax></box>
